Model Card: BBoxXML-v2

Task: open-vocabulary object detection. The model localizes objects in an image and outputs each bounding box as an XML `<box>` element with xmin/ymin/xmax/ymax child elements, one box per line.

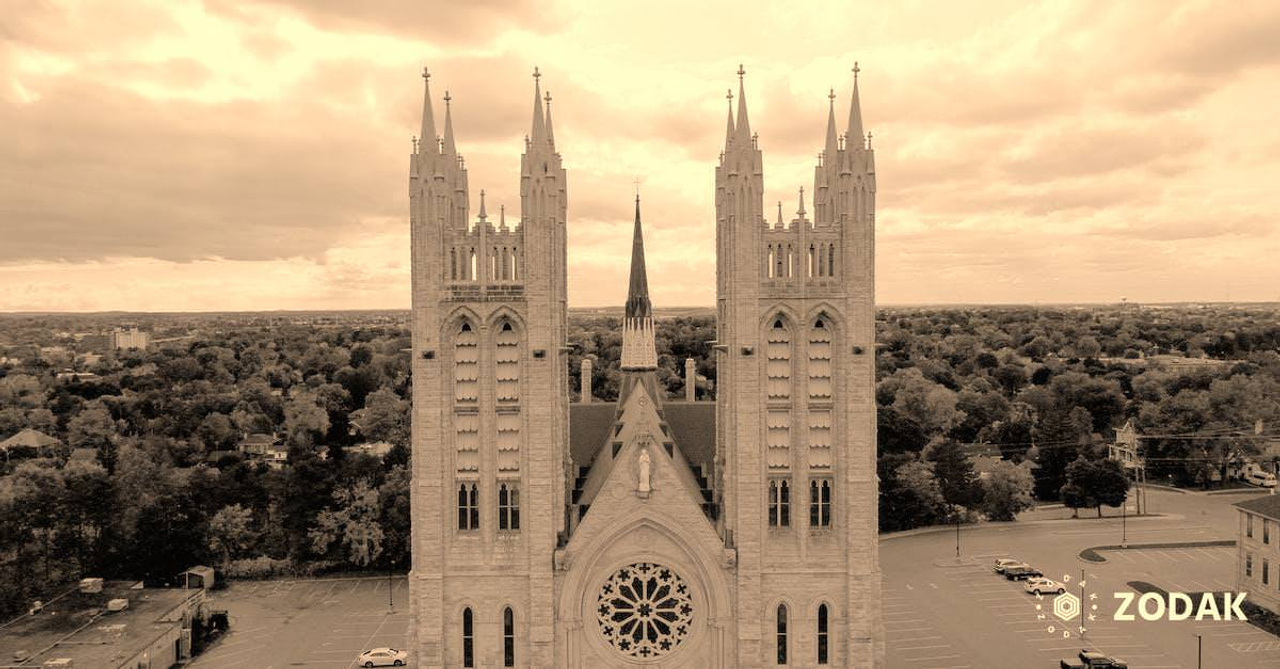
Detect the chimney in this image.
<box><xmin>685</xmin><ymin>358</ymin><xmax>697</xmax><ymax>402</ymax></box>
<box><xmin>581</xmin><ymin>358</ymin><xmax>593</xmax><ymax>403</ymax></box>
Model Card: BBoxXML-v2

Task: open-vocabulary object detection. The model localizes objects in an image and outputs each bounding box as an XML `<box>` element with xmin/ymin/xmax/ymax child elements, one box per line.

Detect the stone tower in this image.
<box><xmin>714</xmin><ymin>64</ymin><xmax>883</xmax><ymax>667</ymax></box>
<box><xmin>408</xmin><ymin>67</ymin><xmax>568</xmax><ymax>668</ymax></box>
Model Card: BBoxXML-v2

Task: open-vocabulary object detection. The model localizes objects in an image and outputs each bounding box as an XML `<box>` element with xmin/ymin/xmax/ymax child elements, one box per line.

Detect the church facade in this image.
<box><xmin>408</xmin><ymin>65</ymin><xmax>882</xmax><ymax>668</ymax></box>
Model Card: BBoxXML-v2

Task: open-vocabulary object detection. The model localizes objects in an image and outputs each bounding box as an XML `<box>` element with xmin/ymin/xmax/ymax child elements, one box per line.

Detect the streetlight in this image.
<box><xmin>953</xmin><ymin>505</ymin><xmax>963</xmax><ymax>559</ymax></box>
<box><xmin>1196</xmin><ymin>633</ymin><xmax>1202</xmax><ymax>669</ymax></box>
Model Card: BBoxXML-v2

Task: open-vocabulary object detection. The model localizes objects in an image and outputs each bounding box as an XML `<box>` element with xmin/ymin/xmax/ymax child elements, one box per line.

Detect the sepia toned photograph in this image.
<box><xmin>1</xmin><ymin>2</ymin><xmax>1279</xmax><ymax>668</ymax></box>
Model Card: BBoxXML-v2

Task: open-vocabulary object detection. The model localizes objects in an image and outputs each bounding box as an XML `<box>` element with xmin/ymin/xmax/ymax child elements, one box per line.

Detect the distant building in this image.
<box><xmin>1235</xmin><ymin>495</ymin><xmax>1280</xmax><ymax>615</ymax></box>
<box><xmin>238</xmin><ymin>433</ymin><xmax>288</xmax><ymax>469</ymax></box>
<box><xmin>111</xmin><ymin>327</ymin><xmax>151</xmax><ymax>351</ymax></box>
<box><xmin>1108</xmin><ymin>420</ymin><xmax>1143</xmax><ymax>470</ymax></box>
<box><xmin>344</xmin><ymin>441</ymin><xmax>396</xmax><ymax>458</ymax></box>
<box><xmin>0</xmin><ymin>580</ymin><xmax>207</xmax><ymax>668</ymax></box>
<box><xmin>0</xmin><ymin>428</ymin><xmax>62</xmax><ymax>457</ymax></box>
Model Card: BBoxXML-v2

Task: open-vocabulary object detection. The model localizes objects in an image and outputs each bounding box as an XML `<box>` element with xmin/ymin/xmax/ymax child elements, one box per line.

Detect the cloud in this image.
<box><xmin>2</xmin><ymin>0</ymin><xmax>1280</xmax><ymax>310</ymax></box>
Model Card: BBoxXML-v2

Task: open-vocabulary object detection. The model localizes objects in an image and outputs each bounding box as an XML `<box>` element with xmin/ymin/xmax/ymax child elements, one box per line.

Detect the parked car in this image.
<box><xmin>1004</xmin><ymin>565</ymin><xmax>1043</xmax><ymax>581</ymax></box>
<box><xmin>1246</xmin><ymin>470</ymin><xmax>1278</xmax><ymax>488</ymax></box>
<box><xmin>993</xmin><ymin>558</ymin><xmax>1022</xmax><ymax>574</ymax></box>
<box><xmin>356</xmin><ymin>648</ymin><xmax>408</xmax><ymax>667</ymax></box>
<box><xmin>1059</xmin><ymin>649</ymin><xmax>1128</xmax><ymax>668</ymax></box>
<box><xmin>1024</xmin><ymin>577</ymin><xmax>1065</xmax><ymax>595</ymax></box>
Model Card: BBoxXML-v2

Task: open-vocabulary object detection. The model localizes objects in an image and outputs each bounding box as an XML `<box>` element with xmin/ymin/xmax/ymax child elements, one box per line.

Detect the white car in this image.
<box><xmin>993</xmin><ymin>558</ymin><xmax>1022</xmax><ymax>574</ymax></box>
<box><xmin>1246</xmin><ymin>470</ymin><xmax>1278</xmax><ymax>488</ymax></box>
<box><xmin>1024</xmin><ymin>577</ymin><xmax>1065</xmax><ymax>595</ymax></box>
<box><xmin>356</xmin><ymin>647</ymin><xmax>408</xmax><ymax>667</ymax></box>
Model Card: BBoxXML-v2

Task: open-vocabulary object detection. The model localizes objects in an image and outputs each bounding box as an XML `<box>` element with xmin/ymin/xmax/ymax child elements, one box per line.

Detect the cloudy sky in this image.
<box><xmin>2</xmin><ymin>1</ymin><xmax>1278</xmax><ymax>311</ymax></box>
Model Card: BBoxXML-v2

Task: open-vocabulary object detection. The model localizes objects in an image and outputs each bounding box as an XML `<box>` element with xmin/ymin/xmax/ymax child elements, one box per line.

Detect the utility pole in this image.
<box><xmin>1196</xmin><ymin>633</ymin><xmax>1202</xmax><ymax>668</ymax></box>
<box><xmin>1122</xmin><ymin>492</ymin><xmax>1127</xmax><ymax>546</ymax></box>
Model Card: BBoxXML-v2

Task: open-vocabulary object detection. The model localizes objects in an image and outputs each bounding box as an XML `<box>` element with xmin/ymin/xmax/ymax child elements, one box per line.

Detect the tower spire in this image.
<box><xmin>529</xmin><ymin>67</ymin><xmax>546</xmax><ymax>145</ymax></box>
<box><xmin>544</xmin><ymin>90</ymin><xmax>555</xmax><ymax>148</ymax></box>
<box><xmin>724</xmin><ymin>88</ymin><xmax>736</xmax><ymax>150</ymax></box>
<box><xmin>419</xmin><ymin>67</ymin><xmax>437</xmax><ymax>155</ymax></box>
<box><xmin>735</xmin><ymin>64</ymin><xmax>751</xmax><ymax>143</ymax></box>
<box><xmin>478</xmin><ymin>189</ymin><xmax>487</xmax><ymax>221</ymax></box>
<box><xmin>825</xmin><ymin>87</ymin><xmax>839</xmax><ymax>161</ymax></box>
<box><xmin>442</xmin><ymin>90</ymin><xmax>457</xmax><ymax>155</ymax></box>
<box><xmin>846</xmin><ymin>62</ymin><xmax>864</xmax><ymax>148</ymax></box>
<box><xmin>621</xmin><ymin>193</ymin><xmax>657</xmax><ymax>371</ymax></box>
<box><xmin>797</xmin><ymin>186</ymin><xmax>806</xmax><ymax>217</ymax></box>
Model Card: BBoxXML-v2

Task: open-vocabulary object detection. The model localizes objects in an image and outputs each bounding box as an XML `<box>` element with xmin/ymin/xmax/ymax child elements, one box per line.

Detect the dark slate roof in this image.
<box><xmin>1234</xmin><ymin>494</ymin><xmax>1280</xmax><ymax>519</ymax></box>
<box><xmin>568</xmin><ymin>400</ymin><xmax>716</xmax><ymax>471</ymax></box>
<box><xmin>661</xmin><ymin>401</ymin><xmax>716</xmax><ymax>468</ymax></box>
<box><xmin>570</xmin><ymin>403</ymin><xmax>618</xmax><ymax>469</ymax></box>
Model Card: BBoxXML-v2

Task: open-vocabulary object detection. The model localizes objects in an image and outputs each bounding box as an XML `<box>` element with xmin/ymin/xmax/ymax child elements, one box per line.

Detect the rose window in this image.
<box><xmin>595</xmin><ymin>562</ymin><xmax>694</xmax><ymax>659</ymax></box>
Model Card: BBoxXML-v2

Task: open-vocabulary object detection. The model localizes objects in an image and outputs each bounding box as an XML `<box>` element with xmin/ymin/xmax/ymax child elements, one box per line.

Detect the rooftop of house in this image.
<box><xmin>1234</xmin><ymin>494</ymin><xmax>1280</xmax><ymax>520</ymax></box>
<box><xmin>0</xmin><ymin>581</ymin><xmax>201</xmax><ymax>668</ymax></box>
<box><xmin>0</xmin><ymin>428</ymin><xmax>61</xmax><ymax>451</ymax></box>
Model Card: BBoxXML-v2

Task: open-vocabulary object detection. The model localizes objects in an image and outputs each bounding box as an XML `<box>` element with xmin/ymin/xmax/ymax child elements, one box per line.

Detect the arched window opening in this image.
<box><xmin>457</xmin><ymin>482</ymin><xmax>479</xmax><ymax>530</ymax></box>
<box><xmin>810</xmin><ymin>479</ymin><xmax>832</xmax><ymax>527</ymax></box>
<box><xmin>817</xmin><ymin>604</ymin><xmax>829</xmax><ymax>664</ymax></box>
<box><xmin>463</xmin><ymin>607</ymin><xmax>475</xmax><ymax>668</ymax></box>
<box><xmin>828</xmin><ymin>244</ymin><xmax>836</xmax><ymax>277</ymax></box>
<box><xmin>776</xmin><ymin>604</ymin><xmax>788</xmax><ymax>665</ymax></box>
<box><xmin>503</xmin><ymin>607</ymin><xmax>515</xmax><ymax>667</ymax></box>
<box><xmin>498</xmin><ymin>483</ymin><xmax>520</xmax><ymax>531</ymax></box>
<box><xmin>766</xmin><ymin>318</ymin><xmax>791</xmax><ymax>399</ymax></box>
<box><xmin>769</xmin><ymin>479</ymin><xmax>791</xmax><ymax>527</ymax></box>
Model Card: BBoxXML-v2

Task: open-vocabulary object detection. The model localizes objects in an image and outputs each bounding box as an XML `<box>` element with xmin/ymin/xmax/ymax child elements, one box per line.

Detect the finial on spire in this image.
<box><xmin>444</xmin><ymin>91</ymin><xmax>451</xmax><ymax>106</ymax></box>
<box><xmin>545</xmin><ymin>90</ymin><xmax>552</xmax><ymax>105</ymax></box>
<box><xmin>829</xmin><ymin>87</ymin><xmax>836</xmax><ymax>101</ymax></box>
<box><xmin>533</xmin><ymin>66</ymin><xmax>541</xmax><ymax>80</ymax></box>
<box><xmin>500</xmin><ymin>204</ymin><xmax>506</xmax><ymax>228</ymax></box>
<box><xmin>737</xmin><ymin>64</ymin><xmax>745</xmax><ymax>81</ymax></box>
<box><xmin>777</xmin><ymin>200</ymin><xmax>783</xmax><ymax>226</ymax></box>
<box><xmin>478</xmin><ymin>189</ymin><xmax>488</xmax><ymax>221</ymax></box>
<box><xmin>867</xmin><ymin>130</ymin><xmax>873</xmax><ymax>149</ymax></box>
<box><xmin>853</xmin><ymin>61</ymin><xmax>860</xmax><ymax>81</ymax></box>
<box><xmin>797</xmin><ymin>186</ymin><xmax>806</xmax><ymax>216</ymax></box>
<box><xmin>422</xmin><ymin>67</ymin><xmax>430</xmax><ymax>81</ymax></box>
<box><xmin>634</xmin><ymin>178</ymin><xmax>641</xmax><ymax>201</ymax></box>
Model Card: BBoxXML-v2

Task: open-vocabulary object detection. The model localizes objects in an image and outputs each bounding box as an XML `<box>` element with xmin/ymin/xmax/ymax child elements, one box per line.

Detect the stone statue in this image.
<box><xmin>638</xmin><ymin>449</ymin><xmax>651</xmax><ymax>494</ymax></box>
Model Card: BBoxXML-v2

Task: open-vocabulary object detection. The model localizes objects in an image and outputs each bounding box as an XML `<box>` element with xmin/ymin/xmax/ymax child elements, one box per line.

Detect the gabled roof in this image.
<box><xmin>0</xmin><ymin>428</ymin><xmax>61</xmax><ymax>451</ymax></box>
<box><xmin>569</xmin><ymin>400</ymin><xmax>715</xmax><ymax>471</ymax></box>
<box><xmin>1235</xmin><ymin>494</ymin><xmax>1280</xmax><ymax>520</ymax></box>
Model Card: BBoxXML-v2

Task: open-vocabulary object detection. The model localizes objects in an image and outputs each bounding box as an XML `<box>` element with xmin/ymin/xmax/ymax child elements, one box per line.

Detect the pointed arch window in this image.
<box><xmin>810</xmin><ymin>479</ymin><xmax>832</xmax><ymax>528</ymax></box>
<box><xmin>766</xmin><ymin>318</ymin><xmax>791</xmax><ymax>399</ymax></box>
<box><xmin>498</xmin><ymin>482</ymin><xmax>520</xmax><ymax>531</ymax></box>
<box><xmin>458</xmin><ymin>482</ymin><xmax>479</xmax><ymax>531</ymax></box>
<box><xmin>495</xmin><ymin>320</ymin><xmax>520</xmax><ymax>402</ymax></box>
<box><xmin>807</xmin><ymin>317</ymin><xmax>833</xmax><ymax>400</ymax></box>
<box><xmin>462</xmin><ymin>607</ymin><xmax>475</xmax><ymax>667</ymax></box>
<box><xmin>827</xmin><ymin>244</ymin><xmax>836</xmax><ymax>277</ymax></box>
<box><xmin>817</xmin><ymin>603</ymin><xmax>829</xmax><ymax>664</ymax></box>
<box><xmin>776</xmin><ymin>604</ymin><xmax>788</xmax><ymax>665</ymax></box>
<box><xmin>768</xmin><ymin>478</ymin><xmax>790</xmax><ymax>527</ymax></box>
<box><xmin>503</xmin><ymin>607</ymin><xmax>515</xmax><ymax>667</ymax></box>
<box><xmin>454</xmin><ymin>321</ymin><xmax>479</xmax><ymax>402</ymax></box>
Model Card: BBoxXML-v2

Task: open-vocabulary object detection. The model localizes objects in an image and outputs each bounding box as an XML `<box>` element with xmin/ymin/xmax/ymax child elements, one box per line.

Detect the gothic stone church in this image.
<box><xmin>408</xmin><ymin>65</ymin><xmax>883</xmax><ymax>668</ymax></box>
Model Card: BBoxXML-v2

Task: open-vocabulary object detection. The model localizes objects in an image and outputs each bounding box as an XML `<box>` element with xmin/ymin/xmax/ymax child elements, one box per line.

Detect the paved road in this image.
<box><xmin>883</xmin><ymin>487</ymin><xmax>1276</xmax><ymax>668</ymax></box>
<box><xmin>192</xmin><ymin>488</ymin><xmax>1277</xmax><ymax>668</ymax></box>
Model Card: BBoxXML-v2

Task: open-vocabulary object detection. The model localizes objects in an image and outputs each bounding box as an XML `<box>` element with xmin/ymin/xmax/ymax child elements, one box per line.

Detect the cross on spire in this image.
<box><xmin>422</xmin><ymin>67</ymin><xmax>430</xmax><ymax>81</ymax></box>
<box><xmin>533</xmin><ymin>66</ymin><xmax>541</xmax><ymax>80</ymax></box>
<box><xmin>853</xmin><ymin>61</ymin><xmax>860</xmax><ymax>81</ymax></box>
<box><xmin>444</xmin><ymin>91</ymin><xmax>451</xmax><ymax>105</ymax></box>
<box><xmin>737</xmin><ymin>63</ymin><xmax>745</xmax><ymax>81</ymax></box>
<box><xmin>829</xmin><ymin>87</ymin><xmax>836</xmax><ymax>101</ymax></box>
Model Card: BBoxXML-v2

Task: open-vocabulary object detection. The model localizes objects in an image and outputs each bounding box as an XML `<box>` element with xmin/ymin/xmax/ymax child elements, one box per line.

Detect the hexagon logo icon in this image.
<box><xmin>1053</xmin><ymin>592</ymin><xmax>1081</xmax><ymax>622</ymax></box>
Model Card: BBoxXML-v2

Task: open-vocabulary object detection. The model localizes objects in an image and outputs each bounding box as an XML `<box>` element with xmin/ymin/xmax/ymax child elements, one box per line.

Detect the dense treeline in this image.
<box><xmin>1</xmin><ymin>305</ymin><xmax>1277</xmax><ymax>619</ymax></box>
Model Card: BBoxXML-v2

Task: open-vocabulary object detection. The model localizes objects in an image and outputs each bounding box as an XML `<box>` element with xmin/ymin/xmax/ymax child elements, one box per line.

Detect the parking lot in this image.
<box><xmin>193</xmin><ymin>576</ymin><xmax>409</xmax><ymax>669</ymax></box>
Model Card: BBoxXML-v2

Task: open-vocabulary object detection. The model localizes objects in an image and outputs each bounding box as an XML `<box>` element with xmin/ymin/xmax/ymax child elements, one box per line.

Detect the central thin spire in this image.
<box><xmin>625</xmin><ymin>194</ymin><xmax>651</xmax><ymax>320</ymax></box>
<box><xmin>621</xmin><ymin>193</ymin><xmax>657</xmax><ymax>371</ymax></box>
